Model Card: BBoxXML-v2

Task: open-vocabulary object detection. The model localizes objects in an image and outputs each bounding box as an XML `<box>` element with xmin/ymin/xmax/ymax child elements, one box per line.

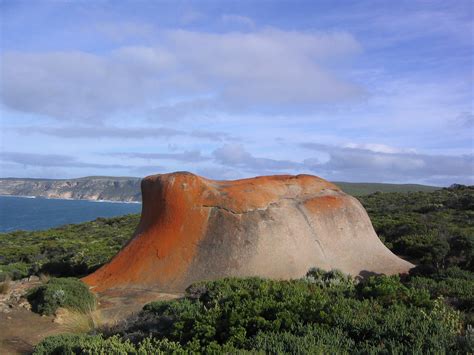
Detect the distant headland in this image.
<box><xmin>0</xmin><ymin>175</ymin><xmax>439</xmax><ymax>202</ymax></box>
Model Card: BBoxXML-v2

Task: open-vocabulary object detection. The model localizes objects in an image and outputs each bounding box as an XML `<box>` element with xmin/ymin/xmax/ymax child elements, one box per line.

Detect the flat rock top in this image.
<box><xmin>142</xmin><ymin>172</ymin><xmax>341</xmax><ymax>213</ymax></box>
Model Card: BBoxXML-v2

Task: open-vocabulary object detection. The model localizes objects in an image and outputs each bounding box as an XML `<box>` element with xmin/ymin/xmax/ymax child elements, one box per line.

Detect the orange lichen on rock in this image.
<box><xmin>201</xmin><ymin>174</ymin><xmax>340</xmax><ymax>213</ymax></box>
<box><xmin>303</xmin><ymin>195</ymin><xmax>345</xmax><ymax>214</ymax></box>
<box><xmin>83</xmin><ymin>172</ymin><xmax>413</xmax><ymax>293</ymax></box>
<box><xmin>83</xmin><ymin>173</ymin><xmax>211</xmax><ymax>291</ymax></box>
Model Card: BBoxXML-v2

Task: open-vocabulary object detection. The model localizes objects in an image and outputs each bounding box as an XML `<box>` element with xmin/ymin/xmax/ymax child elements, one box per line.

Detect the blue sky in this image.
<box><xmin>0</xmin><ymin>0</ymin><xmax>472</xmax><ymax>185</ymax></box>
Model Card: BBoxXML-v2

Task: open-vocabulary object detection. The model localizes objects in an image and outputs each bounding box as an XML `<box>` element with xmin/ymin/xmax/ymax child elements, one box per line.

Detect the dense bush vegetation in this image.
<box><xmin>359</xmin><ymin>185</ymin><xmax>473</xmax><ymax>271</ymax></box>
<box><xmin>0</xmin><ymin>214</ymin><xmax>140</xmax><ymax>280</ymax></box>
<box><xmin>335</xmin><ymin>181</ymin><xmax>439</xmax><ymax>196</ymax></box>
<box><xmin>358</xmin><ymin>185</ymin><xmax>474</xmax><ymax>327</ymax></box>
<box><xmin>33</xmin><ymin>334</ymin><xmax>187</xmax><ymax>355</ymax></box>
<box><xmin>27</xmin><ymin>277</ymin><xmax>96</xmax><ymax>316</ymax></box>
<box><xmin>35</xmin><ymin>270</ymin><xmax>473</xmax><ymax>353</ymax></box>
<box><xmin>1</xmin><ymin>185</ymin><xmax>471</xmax><ymax>353</ymax></box>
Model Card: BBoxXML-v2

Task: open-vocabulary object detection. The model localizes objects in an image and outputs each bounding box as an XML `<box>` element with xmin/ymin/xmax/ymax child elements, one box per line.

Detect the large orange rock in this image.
<box><xmin>83</xmin><ymin>172</ymin><xmax>413</xmax><ymax>292</ymax></box>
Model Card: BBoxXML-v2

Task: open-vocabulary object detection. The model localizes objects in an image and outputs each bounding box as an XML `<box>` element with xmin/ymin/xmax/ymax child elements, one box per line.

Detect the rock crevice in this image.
<box><xmin>295</xmin><ymin>203</ymin><xmax>330</xmax><ymax>266</ymax></box>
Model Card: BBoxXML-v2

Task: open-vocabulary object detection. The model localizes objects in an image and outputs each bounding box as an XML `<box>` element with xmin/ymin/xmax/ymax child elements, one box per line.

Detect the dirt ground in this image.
<box><xmin>0</xmin><ymin>309</ymin><xmax>63</xmax><ymax>354</ymax></box>
<box><xmin>96</xmin><ymin>287</ymin><xmax>182</xmax><ymax>322</ymax></box>
<box><xmin>0</xmin><ymin>279</ymin><xmax>181</xmax><ymax>354</ymax></box>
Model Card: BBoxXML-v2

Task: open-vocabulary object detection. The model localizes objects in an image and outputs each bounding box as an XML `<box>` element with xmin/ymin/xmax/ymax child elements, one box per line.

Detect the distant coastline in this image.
<box><xmin>0</xmin><ymin>176</ymin><xmax>142</xmax><ymax>203</ymax></box>
<box><xmin>0</xmin><ymin>176</ymin><xmax>440</xmax><ymax>202</ymax></box>
<box><xmin>0</xmin><ymin>194</ymin><xmax>142</xmax><ymax>204</ymax></box>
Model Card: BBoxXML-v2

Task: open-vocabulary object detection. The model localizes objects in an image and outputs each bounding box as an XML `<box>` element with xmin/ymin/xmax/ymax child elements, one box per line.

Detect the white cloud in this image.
<box><xmin>0</xmin><ymin>151</ymin><xmax>128</xmax><ymax>169</ymax></box>
<box><xmin>12</xmin><ymin>125</ymin><xmax>238</xmax><ymax>141</ymax></box>
<box><xmin>0</xmin><ymin>28</ymin><xmax>363</xmax><ymax>121</ymax></box>
<box><xmin>213</xmin><ymin>144</ymin><xmax>303</xmax><ymax>172</ymax></box>
<box><xmin>342</xmin><ymin>143</ymin><xmax>416</xmax><ymax>154</ymax></box>
<box><xmin>108</xmin><ymin>151</ymin><xmax>210</xmax><ymax>163</ymax></box>
<box><xmin>302</xmin><ymin>143</ymin><xmax>474</xmax><ymax>184</ymax></box>
<box><xmin>209</xmin><ymin>142</ymin><xmax>473</xmax><ymax>184</ymax></box>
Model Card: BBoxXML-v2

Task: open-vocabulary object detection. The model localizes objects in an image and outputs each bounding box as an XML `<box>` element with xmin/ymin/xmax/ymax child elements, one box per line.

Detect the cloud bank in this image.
<box><xmin>301</xmin><ymin>143</ymin><xmax>474</xmax><ymax>184</ymax></box>
<box><xmin>1</xmin><ymin>29</ymin><xmax>363</xmax><ymax>121</ymax></box>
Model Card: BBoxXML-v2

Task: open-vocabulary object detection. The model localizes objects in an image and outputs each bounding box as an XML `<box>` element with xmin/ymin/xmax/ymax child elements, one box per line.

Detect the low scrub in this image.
<box><xmin>33</xmin><ymin>334</ymin><xmax>193</xmax><ymax>355</ymax></box>
<box><xmin>0</xmin><ymin>262</ymin><xmax>29</xmax><ymax>281</ymax></box>
<box><xmin>0</xmin><ymin>214</ymin><xmax>140</xmax><ymax>279</ymax></box>
<box><xmin>35</xmin><ymin>270</ymin><xmax>472</xmax><ymax>354</ymax></box>
<box><xmin>359</xmin><ymin>185</ymin><xmax>473</xmax><ymax>271</ymax></box>
<box><xmin>27</xmin><ymin>277</ymin><xmax>96</xmax><ymax>316</ymax></box>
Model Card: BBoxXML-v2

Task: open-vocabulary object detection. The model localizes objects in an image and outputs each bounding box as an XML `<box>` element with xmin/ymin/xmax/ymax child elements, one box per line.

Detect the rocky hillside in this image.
<box><xmin>0</xmin><ymin>177</ymin><xmax>141</xmax><ymax>202</ymax></box>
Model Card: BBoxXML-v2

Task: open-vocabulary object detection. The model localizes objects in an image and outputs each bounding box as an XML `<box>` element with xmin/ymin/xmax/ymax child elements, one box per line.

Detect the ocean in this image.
<box><xmin>0</xmin><ymin>196</ymin><xmax>142</xmax><ymax>232</ymax></box>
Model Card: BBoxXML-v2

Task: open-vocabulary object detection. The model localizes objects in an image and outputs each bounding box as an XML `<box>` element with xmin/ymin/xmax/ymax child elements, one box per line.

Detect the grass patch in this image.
<box><xmin>0</xmin><ymin>275</ymin><xmax>11</xmax><ymax>294</ymax></box>
<box><xmin>60</xmin><ymin>307</ymin><xmax>105</xmax><ymax>334</ymax></box>
<box><xmin>38</xmin><ymin>272</ymin><xmax>50</xmax><ymax>283</ymax></box>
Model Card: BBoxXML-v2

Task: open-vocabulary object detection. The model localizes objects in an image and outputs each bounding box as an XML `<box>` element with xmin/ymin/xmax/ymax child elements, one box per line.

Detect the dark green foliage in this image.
<box><xmin>0</xmin><ymin>214</ymin><xmax>140</xmax><ymax>279</ymax></box>
<box><xmin>27</xmin><ymin>277</ymin><xmax>96</xmax><ymax>315</ymax></box>
<box><xmin>335</xmin><ymin>181</ymin><xmax>439</xmax><ymax>196</ymax></box>
<box><xmin>249</xmin><ymin>326</ymin><xmax>355</xmax><ymax>354</ymax></box>
<box><xmin>359</xmin><ymin>185</ymin><xmax>474</xmax><ymax>271</ymax></box>
<box><xmin>359</xmin><ymin>186</ymin><xmax>474</xmax><ymax>324</ymax></box>
<box><xmin>36</xmin><ymin>272</ymin><xmax>469</xmax><ymax>353</ymax></box>
<box><xmin>406</xmin><ymin>267</ymin><xmax>474</xmax><ymax>315</ymax></box>
<box><xmin>0</xmin><ymin>262</ymin><xmax>29</xmax><ymax>281</ymax></box>
<box><xmin>357</xmin><ymin>275</ymin><xmax>431</xmax><ymax>307</ymax></box>
<box><xmin>33</xmin><ymin>334</ymin><xmax>140</xmax><ymax>355</ymax></box>
<box><xmin>395</xmin><ymin>233</ymin><xmax>450</xmax><ymax>267</ymax></box>
<box><xmin>33</xmin><ymin>333</ymin><xmax>244</xmax><ymax>354</ymax></box>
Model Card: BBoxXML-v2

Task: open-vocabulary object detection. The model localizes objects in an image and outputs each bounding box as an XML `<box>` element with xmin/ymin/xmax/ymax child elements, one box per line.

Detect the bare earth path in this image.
<box><xmin>95</xmin><ymin>287</ymin><xmax>182</xmax><ymax>323</ymax></box>
<box><xmin>0</xmin><ymin>309</ymin><xmax>63</xmax><ymax>354</ymax></box>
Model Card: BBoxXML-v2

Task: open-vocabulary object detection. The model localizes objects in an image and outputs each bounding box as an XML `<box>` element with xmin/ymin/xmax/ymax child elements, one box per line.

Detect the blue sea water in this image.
<box><xmin>0</xmin><ymin>196</ymin><xmax>142</xmax><ymax>232</ymax></box>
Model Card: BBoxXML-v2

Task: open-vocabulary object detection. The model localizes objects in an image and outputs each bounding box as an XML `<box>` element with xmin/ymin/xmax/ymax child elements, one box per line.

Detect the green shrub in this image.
<box><xmin>35</xmin><ymin>271</ymin><xmax>470</xmax><ymax>353</ymax></box>
<box><xmin>100</xmin><ymin>272</ymin><xmax>465</xmax><ymax>353</ymax></box>
<box><xmin>136</xmin><ymin>338</ymin><xmax>187</xmax><ymax>354</ymax></box>
<box><xmin>358</xmin><ymin>275</ymin><xmax>409</xmax><ymax>305</ymax></box>
<box><xmin>0</xmin><ymin>214</ymin><xmax>140</xmax><ymax>279</ymax></box>
<box><xmin>0</xmin><ymin>262</ymin><xmax>30</xmax><ymax>281</ymax></box>
<box><xmin>33</xmin><ymin>333</ymin><xmax>86</xmax><ymax>355</ymax></box>
<box><xmin>34</xmin><ymin>334</ymin><xmax>246</xmax><ymax>354</ymax></box>
<box><xmin>358</xmin><ymin>185</ymin><xmax>474</xmax><ymax>271</ymax></box>
<box><xmin>33</xmin><ymin>334</ymin><xmax>136</xmax><ymax>355</ymax></box>
<box><xmin>250</xmin><ymin>325</ymin><xmax>354</xmax><ymax>354</ymax></box>
<box><xmin>27</xmin><ymin>277</ymin><xmax>96</xmax><ymax>315</ymax></box>
<box><xmin>305</xmin><ymin>268</ymin><xmax>356</xmax><ymax>293</ymax></box>
<box><xmin>395</xmin><ymin>233</ymin><xmax>450</xmax><ymax>267</ymax></box>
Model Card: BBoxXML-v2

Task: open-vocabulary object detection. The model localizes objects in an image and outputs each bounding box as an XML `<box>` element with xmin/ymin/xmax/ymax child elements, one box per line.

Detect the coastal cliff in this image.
<box><xmin>0</xmin><ymin>177</ymin><xmax>141</xmax><ymax>202</ymax></box>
